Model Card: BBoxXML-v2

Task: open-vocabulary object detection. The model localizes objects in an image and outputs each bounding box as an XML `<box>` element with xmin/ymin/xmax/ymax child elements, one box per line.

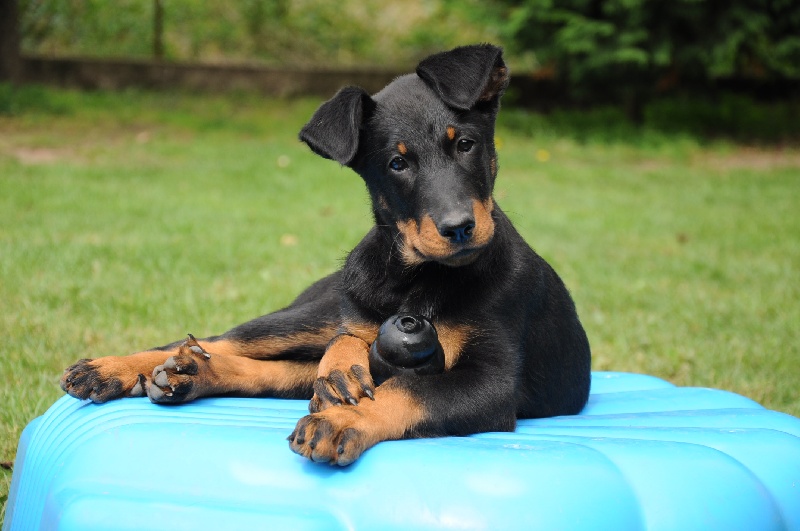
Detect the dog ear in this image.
<box><xmin>299</xmin><ymin>86</ymin><xmax>373</xmax><ymax>166</ymax></box>
<box><xmin>416</xmin><ymin>44</ymin><xmax>510</xmax><ymax>111</ymax></box>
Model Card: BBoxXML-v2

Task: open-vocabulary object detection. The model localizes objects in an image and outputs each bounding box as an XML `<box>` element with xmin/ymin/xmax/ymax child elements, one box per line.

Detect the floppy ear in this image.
<box><xmin>299</xmin><ymin>86</ymin><xmax>373</xmax><ymax>166</ymax></box>
<box><xmin>416</xmin><ymin>44</ymin><xmax>510</xmax><ymax>111</ymax></box>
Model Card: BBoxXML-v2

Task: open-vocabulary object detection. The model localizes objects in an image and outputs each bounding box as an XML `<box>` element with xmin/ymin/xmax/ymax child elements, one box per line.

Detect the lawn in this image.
<box><xmin>1</xmin><ymin>86</ymin><xmax>798</xmax><ymax>519</ymax></box>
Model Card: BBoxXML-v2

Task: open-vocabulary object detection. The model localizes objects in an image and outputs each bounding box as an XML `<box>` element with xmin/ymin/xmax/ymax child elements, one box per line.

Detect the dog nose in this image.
<box><xmin>438</xmin><ymin>216</ymin><xmax>476</xmax><ymax>244</ymax></box>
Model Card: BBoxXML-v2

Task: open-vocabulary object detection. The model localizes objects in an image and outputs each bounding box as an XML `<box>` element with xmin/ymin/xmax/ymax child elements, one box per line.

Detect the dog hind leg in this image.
<box><xmin>61</xmin><ymin>273</ymin><xmax>342</xmax><ymax>403</ymax></box>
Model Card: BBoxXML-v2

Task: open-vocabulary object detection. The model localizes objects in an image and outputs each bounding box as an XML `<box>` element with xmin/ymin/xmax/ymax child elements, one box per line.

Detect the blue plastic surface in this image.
<box><xmin>5</xmin><ymin>372</ymin><xmax>800</xmax><ymax>530</ymax></box>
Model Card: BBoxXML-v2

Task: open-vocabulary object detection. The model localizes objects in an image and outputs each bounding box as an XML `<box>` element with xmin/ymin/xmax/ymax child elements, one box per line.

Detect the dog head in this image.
<box><xmin>300</xmin><ymin>44</ymin><xmax>509</xmax><ymax>267</ymax></box>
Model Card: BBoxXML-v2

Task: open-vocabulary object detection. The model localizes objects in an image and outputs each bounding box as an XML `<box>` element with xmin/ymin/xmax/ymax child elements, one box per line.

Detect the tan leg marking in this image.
<box><xmin>318</xmin><ymin>335</ymin><xmax>370</xmax><ymax>377</ymax></box>
<box><xmin>289</xmin><ymin>385</ymin><xmax>424</xmax><ymax>466</ymax></box>
<box><xmin>61</xmin><ymin>350</ymin><xmax>178</xmax><ymax>402</ymax></box>
<box><xmin>312</xmin><ymin>330</ymin><xmax>377</xmax><ymax>411</ymax></box>
<box><xmin>197</xmin><ymin>325</ymin><xmax>338</xmax><ymax>359</ymax></box>
<box><xmin>149</xmin><ymin>339</ymin><xmax>317</xmax><ymax>403</ymax></box>
<box><xmin>341</xmin><ymin>321</ymin><xmax>380</xmax><ymax>345</ymax></box>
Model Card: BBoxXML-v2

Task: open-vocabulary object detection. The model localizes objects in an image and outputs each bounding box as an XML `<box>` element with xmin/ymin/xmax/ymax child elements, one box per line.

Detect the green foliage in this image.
<box><xmin>493</xmin><ymin>0</ymin><xmax>800</xmax><ymax>116</ymax></box>
<box><xmin>20</xmin><ymin>0</ymin><xmax>154</xmax><ymax>57</ymax></box>
<box><xmin>17</xmin><ymin>0</ymin><xmax>496</xmax><ymax>67</ymax></box>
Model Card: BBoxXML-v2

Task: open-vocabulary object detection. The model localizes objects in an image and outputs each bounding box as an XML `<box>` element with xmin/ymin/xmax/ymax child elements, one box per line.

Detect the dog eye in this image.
<box><xmin>389</xmin><ymin>156</ymin><xmax>409</xmax><ymax>172</ymax></box>
<box><xmin>457</xmin><ymin>139</ymin><xmax>475</xmax><ymax>153</ymax></box>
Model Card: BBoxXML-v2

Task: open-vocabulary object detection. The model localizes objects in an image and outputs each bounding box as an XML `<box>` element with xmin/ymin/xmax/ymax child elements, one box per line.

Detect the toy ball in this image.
<box><xmin>368</xmin><ymin>314</ymin><xmax>445</xmax><ymax>385</ymax></box>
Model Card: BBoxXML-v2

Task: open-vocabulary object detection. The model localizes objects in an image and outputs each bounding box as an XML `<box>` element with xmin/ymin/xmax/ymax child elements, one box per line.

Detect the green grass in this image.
<box><xmin>1</xmin><ymin>85</ymin><xmax>799</xmax><ymax>521</ymax></box>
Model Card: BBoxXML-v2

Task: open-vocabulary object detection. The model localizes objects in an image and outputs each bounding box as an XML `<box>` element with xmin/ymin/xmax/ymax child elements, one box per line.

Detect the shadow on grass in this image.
<box><xmin>4</xmin><ymin>83</ymin><xmax>799</xmax><ymax>146</ymax></box>
<box><xmin>500</xmin><ymin>95</ymin><xmax>800</xmax><ymax>146</ymax></box>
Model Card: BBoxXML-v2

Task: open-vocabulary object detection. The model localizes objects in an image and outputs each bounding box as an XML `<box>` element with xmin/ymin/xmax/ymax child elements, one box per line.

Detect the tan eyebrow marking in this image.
<box><xmin>397</xmin><ymin>142</ymin><xmax>408</xmax><ymax>155</ymax></box>
<box><xmin>446</xmin><ymin>126</ymin><xmax>456</xmax><ymax>141</ymax></box>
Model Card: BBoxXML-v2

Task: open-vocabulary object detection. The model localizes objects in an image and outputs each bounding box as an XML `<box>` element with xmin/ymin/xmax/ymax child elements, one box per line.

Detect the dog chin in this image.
<box><xmin>433</xmin><ymin>247</ymin><xmax>484</xmax><ymax>267</ymax></box>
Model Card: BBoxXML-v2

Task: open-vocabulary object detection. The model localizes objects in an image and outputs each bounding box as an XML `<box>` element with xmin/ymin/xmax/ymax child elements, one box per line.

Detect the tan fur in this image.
<box><xmin>341</xmin><ymin>321</ymin><xmax>380</xmax><ymax>344</ymax></box>
<box><xmin>396</xmin><ymin>198</ymin><xmax>496</xmax><ymax>266</ymax></box>
<box><xmin>436</xmin><ymin>323</ymin><xmax>473</xmax><ymax>369</ymax></box>
<box><xmin>290</xmin><ymin>384</ymin><xmax>424</xmax><ymax>464</ymax></box>
<box><xmin>318</xmin><ymin>334</ymin><xmax>371</xmax><ymax>376</ymax></box>
<box><xmin>198</xmin><ymin>327</ymin><xmax>338</xmax><ymax>360</ymax></box>
<box><xmin>62</xmin><ymin>351</ymin><xmax>174</xmax><ymax>394</ymax></box>
<box><xmin>161</xmin><ymin>354</ymin><xmax>317</xmax><ymax>400</ymax></box>
<box><xmin>473</xmin><ymin>197</ymin><xmax>495</xmax><ymax>244</ymax></box>
<box><xmin>311</xmin><ymin>332</ymin><xmax>376</xmax><ymax>410</ymax></box>
<box><xmin>62</xmin><ymin>329</ymin><xmax>339</xmax><ymax>401</ymax></box>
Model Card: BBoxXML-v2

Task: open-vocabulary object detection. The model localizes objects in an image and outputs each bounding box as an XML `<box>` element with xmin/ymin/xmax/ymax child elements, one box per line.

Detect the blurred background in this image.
<box><xmin>1</xmin><ymin>0</ymin><xmax>799</xmax><ymax>520</ymax></box>
<box><xmin>3</xmin><ymin>0</ymin><xmax>800</xmax><ymax>128</ymax></box>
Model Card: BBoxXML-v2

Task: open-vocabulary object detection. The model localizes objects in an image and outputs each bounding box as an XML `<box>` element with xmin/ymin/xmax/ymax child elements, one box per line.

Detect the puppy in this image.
<box><xmin>62</xmin><ymin>44</ymin><xmax>591</xmax><ymax>465</ymax></box>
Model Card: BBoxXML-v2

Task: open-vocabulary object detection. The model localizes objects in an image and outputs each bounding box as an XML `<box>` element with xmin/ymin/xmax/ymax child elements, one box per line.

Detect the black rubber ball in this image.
<box><xmin>368</xmin><ymin>314</ymin><xmax>445</xmax><ymax>385</ymax></box>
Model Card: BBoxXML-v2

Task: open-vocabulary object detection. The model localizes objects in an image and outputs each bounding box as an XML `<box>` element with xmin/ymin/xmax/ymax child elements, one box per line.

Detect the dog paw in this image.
<box><xmin>310</xmin><ymin>363</ymin><xmax>375</xmax><ymax>412</ymax></box>
<box><xmin>61</xmin><ymin>358</ymin><xmax>133</xmax><ymax>403</ymax></box>
<box><xmin>147</xmin><ymin>337</ymin><xmax>209</xmax><ymax>404</ymax></box>
<box><xmin>288</xmin><ymin>408</ymin><xmax>370</xmax><ymax>466</ymax></box>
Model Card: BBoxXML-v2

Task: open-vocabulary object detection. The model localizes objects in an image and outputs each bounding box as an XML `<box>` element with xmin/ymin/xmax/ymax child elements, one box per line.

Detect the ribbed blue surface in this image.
<box><xmin>5</xmin><ymin>372</ymin><xmax>800</xmax><ymax>530</ymax></box>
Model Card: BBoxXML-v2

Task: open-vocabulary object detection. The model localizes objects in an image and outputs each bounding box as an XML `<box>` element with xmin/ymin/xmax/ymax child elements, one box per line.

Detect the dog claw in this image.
<box><xmin>130</xmin><ymin>374</ymin><xmax>146</xmax><ymax>397</ymax></box>
<box><xmin>148</xmin><ymin>384</ymin><xmax>164</xmax><ymax>401</ymax></box>
<box><xmin>190</xmin><ymin>345</ymin><xmax>209</xmax><ymax>358</ymax></box>
<box><xmin>153</xmin><ymin>369</ymin><xmax>169</xmax><ymax>388</ymax></box>
<box><xmin>186</xmin><ymin>334</ymin><xmax>211</xmax><ymax>359</ymax></box>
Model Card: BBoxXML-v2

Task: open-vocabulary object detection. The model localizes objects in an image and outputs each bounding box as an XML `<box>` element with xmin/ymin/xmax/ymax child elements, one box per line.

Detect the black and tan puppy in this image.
<box><xmin>61</xmin><ymin>44</ymin><xmax>591</xmax><ymax>466</ymax></box>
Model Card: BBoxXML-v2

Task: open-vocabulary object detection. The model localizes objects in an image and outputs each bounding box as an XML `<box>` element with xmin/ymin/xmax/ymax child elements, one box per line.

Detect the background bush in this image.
<box><xmin>492</xmin><ymin>0</ymin><xmax>800</xmax><ymax>119</ymax></box>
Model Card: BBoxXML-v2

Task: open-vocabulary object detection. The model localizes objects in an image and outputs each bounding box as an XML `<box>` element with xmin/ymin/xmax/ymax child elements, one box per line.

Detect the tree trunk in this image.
<box><xmin>153</xmin><ymin>0</ymin><xmax>164</xmax><ymax>60</ymax></box>
<box><xmin>0</xmin><ymin>0</ymin><xmax>21</xmax><ymax>83</ymax></box>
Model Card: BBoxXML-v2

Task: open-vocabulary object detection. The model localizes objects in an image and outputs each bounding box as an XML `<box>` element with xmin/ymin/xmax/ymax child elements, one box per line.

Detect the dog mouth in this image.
<box><xmin>406</xmin><ymin>242</ymin><xmax>488</xmax><ymax>267</ymax></box>
<box><xmin>430</xmin><ymin>246</ymin><xmax>484</xmax><ymax>267</ymax></box>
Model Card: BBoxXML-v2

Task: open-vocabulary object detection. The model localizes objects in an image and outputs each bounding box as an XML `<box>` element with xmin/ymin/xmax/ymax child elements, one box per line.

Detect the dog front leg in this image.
<box><xmin>289</xmin><ymin>382</ymin><xmax>423</xmax><ymax>465</ymax></box>
<box><xmin>309</xmin><ymin>321</ymin><xmax>380</xmax><ymax>412</ymax></box>
<box><xmin>290</xmin><ymin>334</ymin><xmax>519</xmax><ymax>465</ymax></box>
